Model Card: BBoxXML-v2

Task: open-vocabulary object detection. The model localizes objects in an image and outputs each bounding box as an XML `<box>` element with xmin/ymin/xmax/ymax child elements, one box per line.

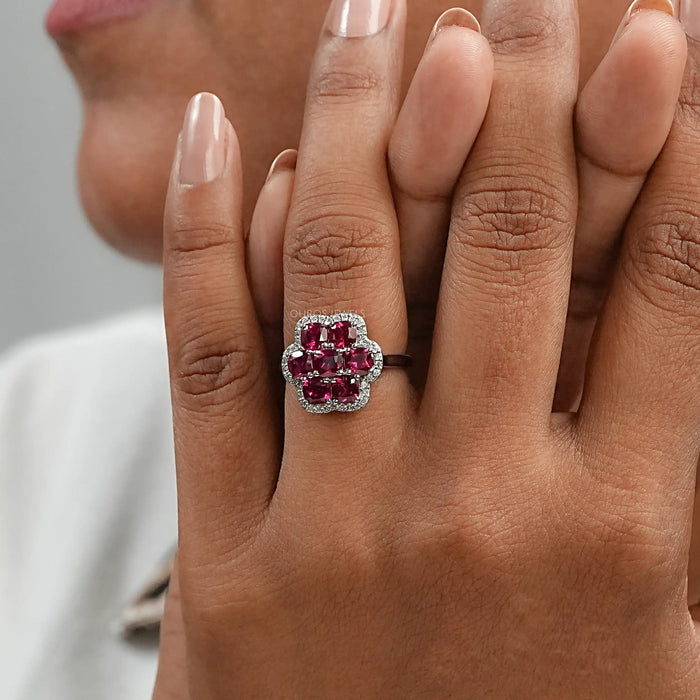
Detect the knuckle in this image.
<box><xmin>287</xmin><ymin>212</ymin><xmax>386</xmax><ymax>285</ymax></box>
<box><xmin>565</xmin><ymin>477</ymin><xmax>678</xmax><ymax>602</ymax></box>
<box><xmin>450</xmin><ymin>178</ymin><xmax>571</xmax><ymax>279</ymax></box>
<box><xmin>627</xmin><ymin>210</ymin><xmax>700</xmax><ymax>308</ymax></box>
<box><xmin>167</xmin><ymin>221</ymin><xmax>238</xmax><ymax>257</ymax></box>
<box><xmin>487</xmin><ymin>9</ymin><xmax>564</xmax><ymax>56</ymax></box>
<box><xmin>310</xmin><ymin>65</ymin><xmax>384</xmax><ymax>107</ymax></box>
<box><xmin>183</xmin><ymin>567</ymin><xmax>281</xmax><ymax>642</ymax></box>
<box><xmin>403</xmin><ymin>498</ymin><xmax>518</xmax><ymax>573</ymax></box>
<box><xmin>586</xmin><ymin>507</ymin><xmax>676</xmax><ymax>598</ymax></box>
<box><xmin>174</xmin><ymin>330</ymin><xmax>261</xmax><ymax>408</ymax></box>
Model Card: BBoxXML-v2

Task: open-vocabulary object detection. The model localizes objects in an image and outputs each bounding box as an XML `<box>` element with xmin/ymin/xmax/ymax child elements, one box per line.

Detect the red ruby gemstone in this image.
<box><xmin>345</xmin><ymin>348</ymin><xmax>374</xmax><ymax>375</ymax></box>
<box><xmin>288</xmin><ymin>350</ymin><xmax>311</xmax><ymax>379</ymax></box>
<box><xmin>330</xmin><ymin>321</ymin><xmax>357</xmax><ymax>348</ymax></box>
<box><xmin>303</xmin><ymin>378</ymin><xmax>331</xmax><ymax>405</ymax></box>
<box><xmin>331</xmin><ymin>377</ymin><xmax>360</xmax><ymax>403</ymax></box>
<box><xmin>312</xmin><ymin>349</ymin><xmax>342</xmax><ymax>377</ymax></box>
<box><xmin>301</xmin><ymin>323</ymin><xmax>329</xmax><ymax>350</ymax></box>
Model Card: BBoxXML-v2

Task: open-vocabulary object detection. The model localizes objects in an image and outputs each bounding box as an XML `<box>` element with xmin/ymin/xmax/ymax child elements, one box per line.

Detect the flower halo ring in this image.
<box><xmin>281</xmin><ymin>313</ymin><xmax>385</xmax><ymax>414</ymax></box>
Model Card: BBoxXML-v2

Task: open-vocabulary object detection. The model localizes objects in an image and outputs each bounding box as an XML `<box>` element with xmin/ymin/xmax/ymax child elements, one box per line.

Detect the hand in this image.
<box><xmin>246</xmin><ymin>1</ymin><xmax>687</xmax><ymax>409</ymax></box>
<box><xmin>155</xmin><ymin>0</ymin><xmax>699</xmax><ymax>697</ymax></box>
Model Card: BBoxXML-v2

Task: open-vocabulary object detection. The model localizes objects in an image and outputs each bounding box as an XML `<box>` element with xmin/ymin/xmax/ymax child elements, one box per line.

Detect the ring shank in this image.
<box><xmin>382</xmin><ymin>354</ymin><xmax>413</xmax><ymax>369</ymax></box>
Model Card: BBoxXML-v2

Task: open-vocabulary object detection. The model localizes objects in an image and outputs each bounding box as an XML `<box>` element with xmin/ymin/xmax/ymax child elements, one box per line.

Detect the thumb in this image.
<box><xmin>153</xmin><ymin>557</ymin><xmax>189</xmax><ymax>700</ymax></box>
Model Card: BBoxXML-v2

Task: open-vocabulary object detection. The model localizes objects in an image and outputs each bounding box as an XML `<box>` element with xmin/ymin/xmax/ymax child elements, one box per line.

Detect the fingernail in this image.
<box><xmin>265</xmin><ymin>149</ymin><xmax>298</xmax><ymax>184</ymax></box>
<box><xmin>627</xmin><ymin>0</ymin><xmax>675</xmax><ymax>20</ymax></box>
<box><xmin>179</xmin><ymin>92</ymin><xmax>227</xmax><ymax>185</ymax></box>
<box><xmin>428</xmin><ymin>8</ymin><xmax>481</xmax><ymax>47</ymax></box>
<box><xmin>327</xmin><ymin>0</ymin><xmax>393</xmax><ymax>38</ymax></box>
<box><xmin>612</xmin><ymin>0</ymin><xmax>675</xmax><ymax>44</ymax></box>
<box><xmin>675</xmin><ymin>0</ymin><xmax>700</xmax><ymax>40</ymax></box>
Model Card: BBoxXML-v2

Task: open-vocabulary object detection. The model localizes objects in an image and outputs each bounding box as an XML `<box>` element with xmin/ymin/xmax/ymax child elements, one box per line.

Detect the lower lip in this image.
<box><xmin>46</xmin><ymin>0</ymin><xmax>165</xmax><ymax>36</ymax></box>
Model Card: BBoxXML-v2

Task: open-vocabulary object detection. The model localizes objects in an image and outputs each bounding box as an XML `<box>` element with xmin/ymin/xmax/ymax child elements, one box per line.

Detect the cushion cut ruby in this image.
<box><xmin>330</xmin><ymin>321</ymin><xmax>357</xmax><ymax>348</ymax></box>
<box><xmin>303</xmin><ymin>378</ymin><xmax>331</xmax><ymax>405</ymax></box>
<box><xmin>287</xmin><ymin>350</ymin><xmax>311</xmax><ymax>379</ymax></box>
<box><xmin>345</xmin><ymin>348</ymin><xmax>374</xmax><ymax>375</ymax></box>
<box><xmin>331</xmin><ymin>377</ymin><xmax>360</xmax><ymax>403</ymax></box>
<box><xmin>301</xmin><ymin>323</ymin><xmax>329</xmax><ymax>350</ymax></box>
<box><xmin>312</xmin><ymin>349</ymin><xmax>342</xmax><ymax>377</ymax></box>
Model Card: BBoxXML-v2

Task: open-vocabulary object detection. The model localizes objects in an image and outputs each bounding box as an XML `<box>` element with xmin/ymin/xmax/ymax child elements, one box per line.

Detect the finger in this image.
<box><xmin>248</xmin><ymin>149</ymin><xmax>297</xmax><ymax>328</ymax></box>
<box><xmin>248</xmin><ymin>148</ymin><xmax>297</xmax><ymax>407</ymax></box>
<box><xmin>153</xmin><ymin>558</ymin><xmax>189</xmax><ymax>700</ymax></box>
<box><xmin>578</xmin><ymin>41</ymin><xmax>700</xmax><ymax>500</ymax></box>
<box><xmin>283</xmin><ymin>0</ymin><xmax>411</xmax><ymax>429</ymax></box>
<box><xmin>163</xmin><ymin>93</ymin><xmax>278</xmax><ymax>562</ymax></box>
<box><xmin>555</xmin><ymin>0</ymin><xmax>687</xmax><ymax>411</ymax></box>
<box><xmin>425</xmin><ymin>0</ymin><xmax>580</xmax><ymax>429</ymax></box>
<box><xmin>388</xmin><ymin>8</ymin><xmax>493</xmax><ymax>300</ymax></box>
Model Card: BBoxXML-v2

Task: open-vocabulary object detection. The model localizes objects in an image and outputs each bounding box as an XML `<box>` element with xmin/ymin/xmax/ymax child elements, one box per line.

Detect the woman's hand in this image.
<box><xmin>154</xmin><ymin>0</ymin><xmax>700</xmax><ymax>697</ymax></box>
<box><xmin>246</xmin><ymin>0</ymin><xmax>687</xmax><ymax>408</ymax></box>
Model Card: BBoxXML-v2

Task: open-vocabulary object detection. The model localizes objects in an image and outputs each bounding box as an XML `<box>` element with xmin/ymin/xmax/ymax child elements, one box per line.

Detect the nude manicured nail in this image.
<box><xmin>613</xmin><ymin>0</ymin><xmax>676</xmax><ymax>44</ymax></box>
<box><xmin>675</xmin><ymin>0</ymin><xmax>700</xmax><ymax>40</ymax></box>
<box><xmin>179</xmin><ymin>92</ymin><xmax>227</xmax><ymax>185</ymax></box>
<box><xmin>265</xmin><ymin>149</ymin><xmax>298</xmax><ymax>183</ymax></box>
<box><xmin>327</xmin><ymin>0</ymin><xmax>392</xmax><ymax>38</ymax></box>
<box><xmin>428</xmin><ymin>7</ymin><xmax>481</xmax><ymax>46</ymax></box>
<box><xmin>627</xmin><ymin>0</ymin><xmax>675</xmax><ymax>21</ymax></box>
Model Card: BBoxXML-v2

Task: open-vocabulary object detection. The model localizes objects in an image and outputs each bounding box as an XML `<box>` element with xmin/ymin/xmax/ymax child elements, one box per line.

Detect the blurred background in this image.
<box><xmin>0</xmin><ymin>0</ymin><xmax>161</xmax><ymax>352</ymax></box>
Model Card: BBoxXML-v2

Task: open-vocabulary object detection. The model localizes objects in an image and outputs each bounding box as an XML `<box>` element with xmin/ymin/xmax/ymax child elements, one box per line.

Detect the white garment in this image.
<box><xmin>0</xmin><ymin>310</ymin><xmax>177</xmax><ymax>700</ymax></box>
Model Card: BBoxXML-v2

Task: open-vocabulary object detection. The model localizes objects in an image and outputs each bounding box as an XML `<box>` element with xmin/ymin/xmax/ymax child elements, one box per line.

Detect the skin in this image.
<box><xmin>49</xmin><ymin>0</ymin><xmax>700</xmax><ymax>695</ymax></box>
<box><xmin>150</xmin><ymin>0</ymin><xmax>700</xmax><ymax>692</ymax></box>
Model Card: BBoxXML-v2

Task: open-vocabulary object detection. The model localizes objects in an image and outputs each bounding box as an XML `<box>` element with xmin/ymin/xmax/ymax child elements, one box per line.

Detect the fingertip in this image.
<box><xmin>609</xmin><ymin>6</ymin><xmax>688</xmax><ymax>87</ymax></box>
<box><xmin>428</xmin><ymin>8</ymin><xmax>482</xmax><ymax>43</ymax></box>
<box><xmin>249</xmin><ymin>149</ymin><xmax>297</xmax><ymax>325</ymax></box>
<box><xmin>425</xmin><ymin>12</ymin><xmax>494</xmax><ymax>79</ymax></box>
<box><xmin>577</xmin><ymin>10</ymin><xmax>687</xmax><ymax>174</ymax></box>
<box><xmin>618</xmin><ymin>9</ymin><xmax>688</xmax><ymax>68</ymax></box>
<box><xmin>176</xmin><ymin>92</ymin><xmax>228</xmax><ymax>186</ymax></box>
<box><xmin>265</xmin><ymin>148</ymin><xmax>298</xmax><ymax>185</ymax></box>
<box><xmin>390</xmin><ymin>23</ymin><xmax>493</xmax><ymax>192</ymax></box>
<box><xmin>422</xmin><ymin>14</ymin><xmax>494</xmax><ymax>120</ymax></box>
<box><xmin>163</xmin><ymin>104</ymin><xmax>246</xmax><ymax>265</ymax></box>
<box><xmin>167</xmin><ymin>96</ymin><xmax>240</xmax><ymax>198</ymax></box>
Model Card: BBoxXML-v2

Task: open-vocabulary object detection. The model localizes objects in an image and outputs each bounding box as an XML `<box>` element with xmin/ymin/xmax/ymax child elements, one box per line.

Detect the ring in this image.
<box><xmin>281</xmin><ymin>313</ymin><xmax>411</xmax><ymax>413</ymax></box>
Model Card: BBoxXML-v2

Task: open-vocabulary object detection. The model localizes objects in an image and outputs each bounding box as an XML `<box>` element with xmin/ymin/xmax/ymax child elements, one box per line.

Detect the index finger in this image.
<box><xmin>163</xmin><ymin>94</ymin><xmax>279</xmax><ymax>564</ymax></box>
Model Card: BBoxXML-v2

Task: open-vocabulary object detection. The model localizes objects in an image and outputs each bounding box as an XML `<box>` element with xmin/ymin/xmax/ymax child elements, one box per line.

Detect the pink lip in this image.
<box><xmin>45</xmin><ymin>0</ymin><xmax>165</xmax><ymax>36</ymax></box>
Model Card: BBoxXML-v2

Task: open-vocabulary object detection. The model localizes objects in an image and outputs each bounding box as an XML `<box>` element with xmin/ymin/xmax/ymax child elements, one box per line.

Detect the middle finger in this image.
<box><xmin>425</xmin><ymin>0</ymin><xmax>581</xmax><ymax>431</ymax></box>
<box><xmin>283</xmin><ymin>0</ymin><xmax>411</xmax><ymax>437</ymax></box>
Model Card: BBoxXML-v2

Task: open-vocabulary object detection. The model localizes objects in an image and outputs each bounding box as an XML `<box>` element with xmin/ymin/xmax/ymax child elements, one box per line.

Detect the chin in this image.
<box><xmin>78</xmin><ymin>152</ymin><xmax>167</xmax><ymax>264</ymax></box>
<box><xmin>76</xmin><ymin>100</ymin><xmax>183</xmax><ymax>263</ymax></box>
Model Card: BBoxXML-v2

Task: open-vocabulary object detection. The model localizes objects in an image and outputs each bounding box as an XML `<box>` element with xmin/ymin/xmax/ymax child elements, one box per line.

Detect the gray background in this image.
<box><xmin>0</xmin><ymin>1</ymin><xmax>161</xmax><ymax>353</ymax></box>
